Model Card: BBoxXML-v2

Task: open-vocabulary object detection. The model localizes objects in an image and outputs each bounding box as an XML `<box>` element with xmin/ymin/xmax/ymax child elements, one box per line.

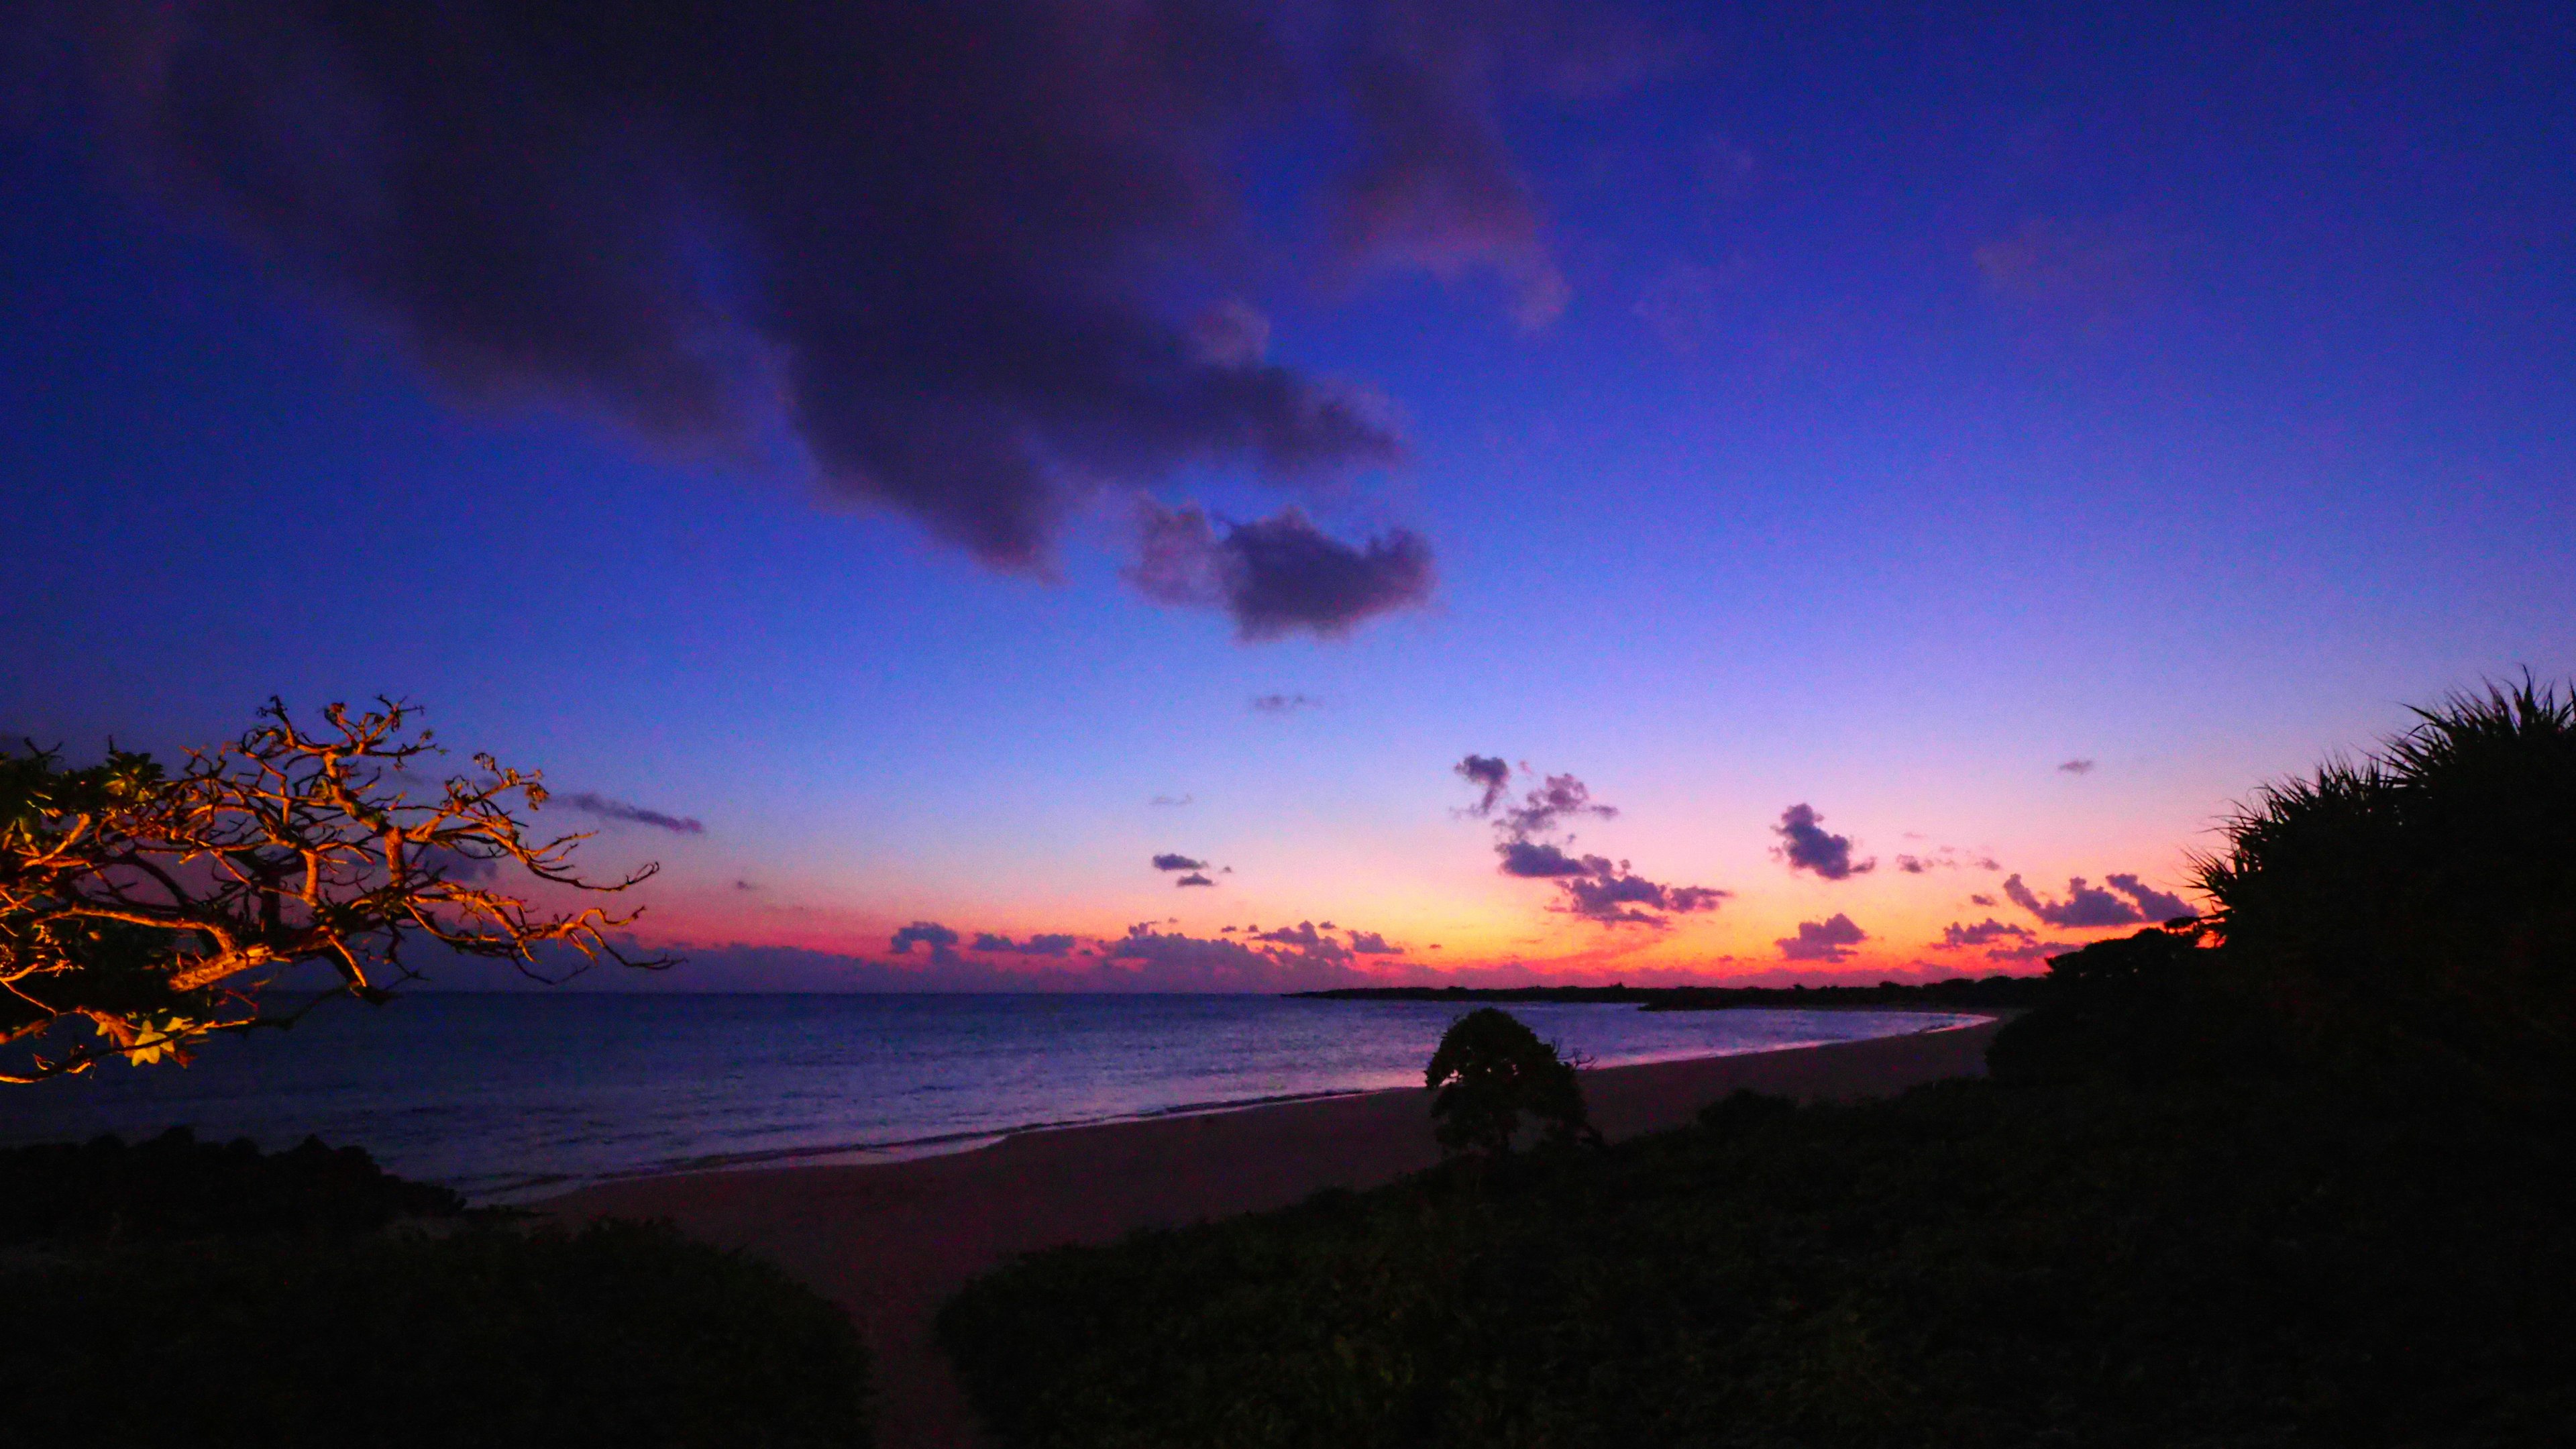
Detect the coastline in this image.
<box><xmin>547</xmin><ymin>1013</ymin><xmax>2002</xmax><ymax>1449</ymax></box>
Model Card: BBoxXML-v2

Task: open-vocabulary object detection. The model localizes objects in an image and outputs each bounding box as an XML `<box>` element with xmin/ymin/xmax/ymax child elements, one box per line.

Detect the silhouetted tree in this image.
<box><xmin>1425</xmin><ymin>1008</ymin><xmax>1595</xmax><ymax>1155</ymax></box>
<box><xmin>2194</xmin><ymin>676</ymin><xmax>2576</xmax><ymax>1097</ymax></box>
<box><xmin>0</xmin><ymin>699</ymin><xmax>665</xmax><ymax>1081</ymax></box>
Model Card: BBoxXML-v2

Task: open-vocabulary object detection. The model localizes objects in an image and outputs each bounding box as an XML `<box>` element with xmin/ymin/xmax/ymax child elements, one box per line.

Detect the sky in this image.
<box><xmin>2</xmin><ymin>1</ymin><xmax>2571</xmax><ymax>991</ymax></box>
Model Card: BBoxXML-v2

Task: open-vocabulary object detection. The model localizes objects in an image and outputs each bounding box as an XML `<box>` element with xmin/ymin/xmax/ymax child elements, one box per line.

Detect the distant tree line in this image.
<box><xmin>1294</xmin><ymin>974</ymin><xmax>2051</xmax><ymax>1011</ymax></box>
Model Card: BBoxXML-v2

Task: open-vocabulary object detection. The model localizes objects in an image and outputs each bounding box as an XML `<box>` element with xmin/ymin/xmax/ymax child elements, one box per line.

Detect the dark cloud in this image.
<box><xmin>971</xmin><ymin>932</ymin><xmax>1077</xmax><ymax>957</ymax></box>
<box><xmin>1894</xmin><ymin>854</ymin><xmax>1933</xmax><ymax>874</ymax></box>
<box><xmin>2059</xmin><ymin>758</ymin><xmax>2098</xmax><ymax>775</ymax></box>
<box><xmin>1347</xmin><ymin>930</ymin><xmax>1399</xmax><ymax>954</ymax></box>
<box><xmin>1175</xmin><ymin>872</ymin><xmax>1218</xmax><ymax>888</ymax></box>
<box><xmin>1252</xmin><ymin>921</ymin><xmax>1348</xmax><ymax>959</ymax></box>
<box><xmin>1969</xmin><ymin>893</ymin><xmax>1998</xmax><ymax>907</ymax></box>
<box><xmin>1103</xmin><ymin>924</ymin><xmax>1368</xmax><ymax>988</ymax></box>
<box><xmin>1250</xmin><ymin>693</ymin><xmax>1323</xmax><ymax>714</ymax></box>
<box><xmin>1497</xmin><ymin>840</ymin><xmax>1599</xmax><ymax>878</ymax></box>
<box><xmin>1933</xmin><ymin>918</ymin><xmax>2035</xmax><ymax>949</ymax></box>
<box><xmin>1459</xmin><ymin>757</ymin><xmax>1719</xmax><ymax>928</ymax></box>
<box><xmin>1772</xmin><ymin>803</ymin><xmax>1873</xmax><ymax>880</ymax></box>
<box><xmin>890</xmin><ymin>920</ymin><xmax>961</xmax><ymax>962</ymax></box>
<box><xmin>64</xmin><ymin>1</ymin><xmax>1672</xmax><ymax>618</ymax></box>
<box><xmin>2106</xmin><ymin>873</ymin><xmax>2195</xmax><ymax>922</ymax></box>
<box><xmin>1128</xmin><ymin>502</ymin><xmax>1434</xmax><ymax>639</ymax></box>
<box><xmin>560</xmin><ymin>791</ymin><xmax>705</xmax><ymax>835</ymax></box>
<box><xmin>1152</xmin><ymin>853</ymin><xmax>1210</xmax><ymax>872</ymax></box>
<box><xmin>1775</xmin><ymin>913</ymin><xmax>1868</xmax><ymax>963</ymax></box>
<box><xmin>1454</xmin><ymin>754</ymin><xmax>1512</xmax><ymax>815</ymax></box>
<box><xmin>1559</xmin><ymin>869</ymin><xmax>1725</xmax><ymax>926</ymax></box>
<box><xmin>2002</xmin><ymin>873</ymin><xmax>2145</xmax><ymax>929</ymax></box>
<box><xmin>733</xmin><ymin>879</ymin><xmax>757</xmax><ymax>892</ymax></box>
<box><xmin>1149</xmin><ymin>794</ymin><xmax>1195</xmax><ymax>808</ymax></box>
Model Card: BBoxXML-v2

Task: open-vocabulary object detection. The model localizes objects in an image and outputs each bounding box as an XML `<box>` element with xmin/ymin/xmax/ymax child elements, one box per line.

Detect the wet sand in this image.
<box><xmin>546</xmin><ymin>1015</ymin><xmax>2003</xmax><ymax>1448</ymax></box>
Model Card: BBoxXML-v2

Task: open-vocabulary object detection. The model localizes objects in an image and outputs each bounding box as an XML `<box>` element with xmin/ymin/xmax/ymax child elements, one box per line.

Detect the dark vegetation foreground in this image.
<box><xmin>0</xmin><ymin>1132</ymin><xmax>871</xmax><ymax>1449</ymax></box>
<box><xmin>942</xmin><ymin>682</ymin><xmax>2576</xmax><ymax>1447</ymax></box>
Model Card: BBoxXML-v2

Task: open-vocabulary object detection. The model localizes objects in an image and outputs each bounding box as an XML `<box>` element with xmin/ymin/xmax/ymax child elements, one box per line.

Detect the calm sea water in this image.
<box><xmin>0</xmin><ymin>994</ymin><xmax>1982</xmax><ymax>1201</ymax></box>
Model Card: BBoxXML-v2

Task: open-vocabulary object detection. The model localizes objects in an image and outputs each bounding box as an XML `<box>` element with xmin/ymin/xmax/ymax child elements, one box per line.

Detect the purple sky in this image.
<box><xmin>3</xmin><ymin>1</ymin><xmax>2571</xmax><ymax>989</ymax></box>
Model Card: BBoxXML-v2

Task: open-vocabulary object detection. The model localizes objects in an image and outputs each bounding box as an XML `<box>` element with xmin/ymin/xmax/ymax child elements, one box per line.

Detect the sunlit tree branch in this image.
<box><xmin>0</xmin><ymin>698</ymin><xmax>670</xmax><ymax>1082</ymax></box>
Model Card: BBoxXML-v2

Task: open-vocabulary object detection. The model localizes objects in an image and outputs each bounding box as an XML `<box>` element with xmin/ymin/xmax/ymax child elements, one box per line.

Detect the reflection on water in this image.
<box><xmin>0</xmin><ymin>994</ymin><xmax>1982</xmax><ymax>1200</ymax></box>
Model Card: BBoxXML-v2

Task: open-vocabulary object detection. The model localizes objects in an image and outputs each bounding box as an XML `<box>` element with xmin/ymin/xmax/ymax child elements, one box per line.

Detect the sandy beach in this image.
<box><xmin>547</xmin><ymin>1014</ymin><xmax>2003</xmax><ymax>1448</ymax></box>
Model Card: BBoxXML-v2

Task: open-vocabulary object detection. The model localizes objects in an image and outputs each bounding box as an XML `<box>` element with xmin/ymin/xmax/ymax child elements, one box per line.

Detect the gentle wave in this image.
<box><xmin>0</xmin><ymin>994</ymin><xmax>1984</xmax><ymax>1201</ymax></box>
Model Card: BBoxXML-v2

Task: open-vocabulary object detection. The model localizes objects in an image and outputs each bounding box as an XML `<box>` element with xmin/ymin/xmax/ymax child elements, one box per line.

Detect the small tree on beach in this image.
<box><xmin>0</xmin><ymin>698</ymin><xmax>667</xmax><ymax>1082</ymax></box>
<box><xmin>1425</xmin><ymin>1008</ymin><xmax>1596</xmax><ymax>1156</ymax></box>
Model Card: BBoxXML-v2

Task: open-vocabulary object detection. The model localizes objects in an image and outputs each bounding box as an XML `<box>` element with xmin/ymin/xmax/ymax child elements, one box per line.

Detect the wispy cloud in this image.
<box><xmin>2058</xmin><ymin>758</ymin><xmax>2097</xmax><ymax>775</ymax></box>
<box><xmin>561</xmin><ymin>792</ymin><xmax>705</xmax><ymax>835</ymax></box>
<box><xmin>1250</xmin><ymin>693</ymin><xmax>1324</xmax><ymax>714</ymax></box>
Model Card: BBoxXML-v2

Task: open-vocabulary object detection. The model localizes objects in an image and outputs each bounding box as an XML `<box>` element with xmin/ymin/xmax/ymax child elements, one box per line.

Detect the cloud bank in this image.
<box><xmin>66</xmin><ymin>1</ymin><xmax>1662</xmax><ymax>631</ymax></box>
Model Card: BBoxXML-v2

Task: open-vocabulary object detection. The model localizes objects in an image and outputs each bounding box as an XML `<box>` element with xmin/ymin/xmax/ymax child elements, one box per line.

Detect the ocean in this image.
<box><xmin>0</xmin><ymin>994</ymin><xmax>1984</xmax><ymax>1201</ymax></box>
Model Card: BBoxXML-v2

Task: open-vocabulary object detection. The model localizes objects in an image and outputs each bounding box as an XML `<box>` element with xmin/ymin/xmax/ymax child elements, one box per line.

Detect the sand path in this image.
<box><xmin>547</xmin><ymin>1015</ymin><xmax>2002</xmax><ymax>1448</ymax></box>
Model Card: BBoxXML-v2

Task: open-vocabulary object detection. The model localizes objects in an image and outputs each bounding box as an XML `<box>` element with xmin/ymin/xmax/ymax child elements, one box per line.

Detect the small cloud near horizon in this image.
<box><xmin>1175</xmin><ymin>872</ymin><xmax>1217</xmax><ymax>888</ymax></box>
<box><xmin>972</xmin><ymin>932</ymin><xmax>1078</xmax><ymax>957</ymax></box>
<box><xmin>2059</xmin><ymin>758</ymin><xmax>2097</xmax><ymax>775</ymax></box>
<box><xmin>1151</xmin><ymin>853</ymin><xmax>1209</xmax><ymax>872</ymax></box>
<box><xmin>1776</xmin><ymin>913</ymin><xmax>1868</xmax><ymax>962</ymax></box>
<box><xmin>1149</xmin><ymin>794</ymin><xmax>1193</xmax><ymax>808</ymax></box>
<box><xmin>2002</xmin><ymin>872</ymin><xmax>2195</xmax><ymax>928</ymax></box>
<box><xmin>890</xmin><ymin>920</ymin><xmax>961</xmax><ymax>963</ymax></box>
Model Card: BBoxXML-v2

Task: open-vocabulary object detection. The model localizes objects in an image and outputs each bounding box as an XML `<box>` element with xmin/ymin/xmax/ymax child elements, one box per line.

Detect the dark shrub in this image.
<box><xmin>1</xmin><ymin>1219</ymin><xmax>871</xmax><ymax>1448</ymax></box>
<box><xmin>1988</xmin><ymin>924</ymin><xmax>2288</xmax><ymax>1086</ymax></box>
<box><xmin>0</xmin><ymin>1126</ymin><xmax>463</xmax><ymax>1245</ymax></box>
<box><xmin>1424</xmin><ymin>1007</ymin><xmax>1595</xmax><ymax>1155</ymax></box>
<box><xmin>940</xmin><ymin>1077</ymin><xmax>2576</xmax><ymax>1448</ymax></box>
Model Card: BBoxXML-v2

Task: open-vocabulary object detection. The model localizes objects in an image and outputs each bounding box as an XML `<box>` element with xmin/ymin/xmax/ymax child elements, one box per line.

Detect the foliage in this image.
<box><xmin>1423</xmin><ymin>1008</ymin><xmax>1595</xmax><ymax>1156</ymax></box>
<box><xmin>2193</xmin><ymin>676</ymin><xmax>2576</xmax><ymax>1098</ymax></box>
<box><xmin>1986</xmin><ymin>922</ymin><xmax>2288</xmax><ymax>1087</ymax></box>
<box><xmin>0</xmin><ymin>1126</ymin><xmax>462</xmax><ymax>1246</ymax></box>
<box><xmin>0</xmin><ymin>698</ymin><xmax>667</xmax><ymax>1080</ymax></box>
<box><xmin>941</xmin><ymin>1075</ymin><xmax>2575</xmax><ymax>1448</ymax></box>
<box><xmin>0</xmin><ymin>1218</ymin><xmax>871</xmax><ymax>1448</ymax></box>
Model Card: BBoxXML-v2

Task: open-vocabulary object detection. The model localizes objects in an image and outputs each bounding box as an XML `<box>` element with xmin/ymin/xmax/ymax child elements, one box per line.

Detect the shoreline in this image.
<box><xmin>547</xmin><ymin>1013</ymin><xmax>2004</xmax><ymax>1448</ymax></box>
<box><xmin>535</xmin><ymin>1010</ymin><xmax>1992</xmax><ymax>1196</ymax></box>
